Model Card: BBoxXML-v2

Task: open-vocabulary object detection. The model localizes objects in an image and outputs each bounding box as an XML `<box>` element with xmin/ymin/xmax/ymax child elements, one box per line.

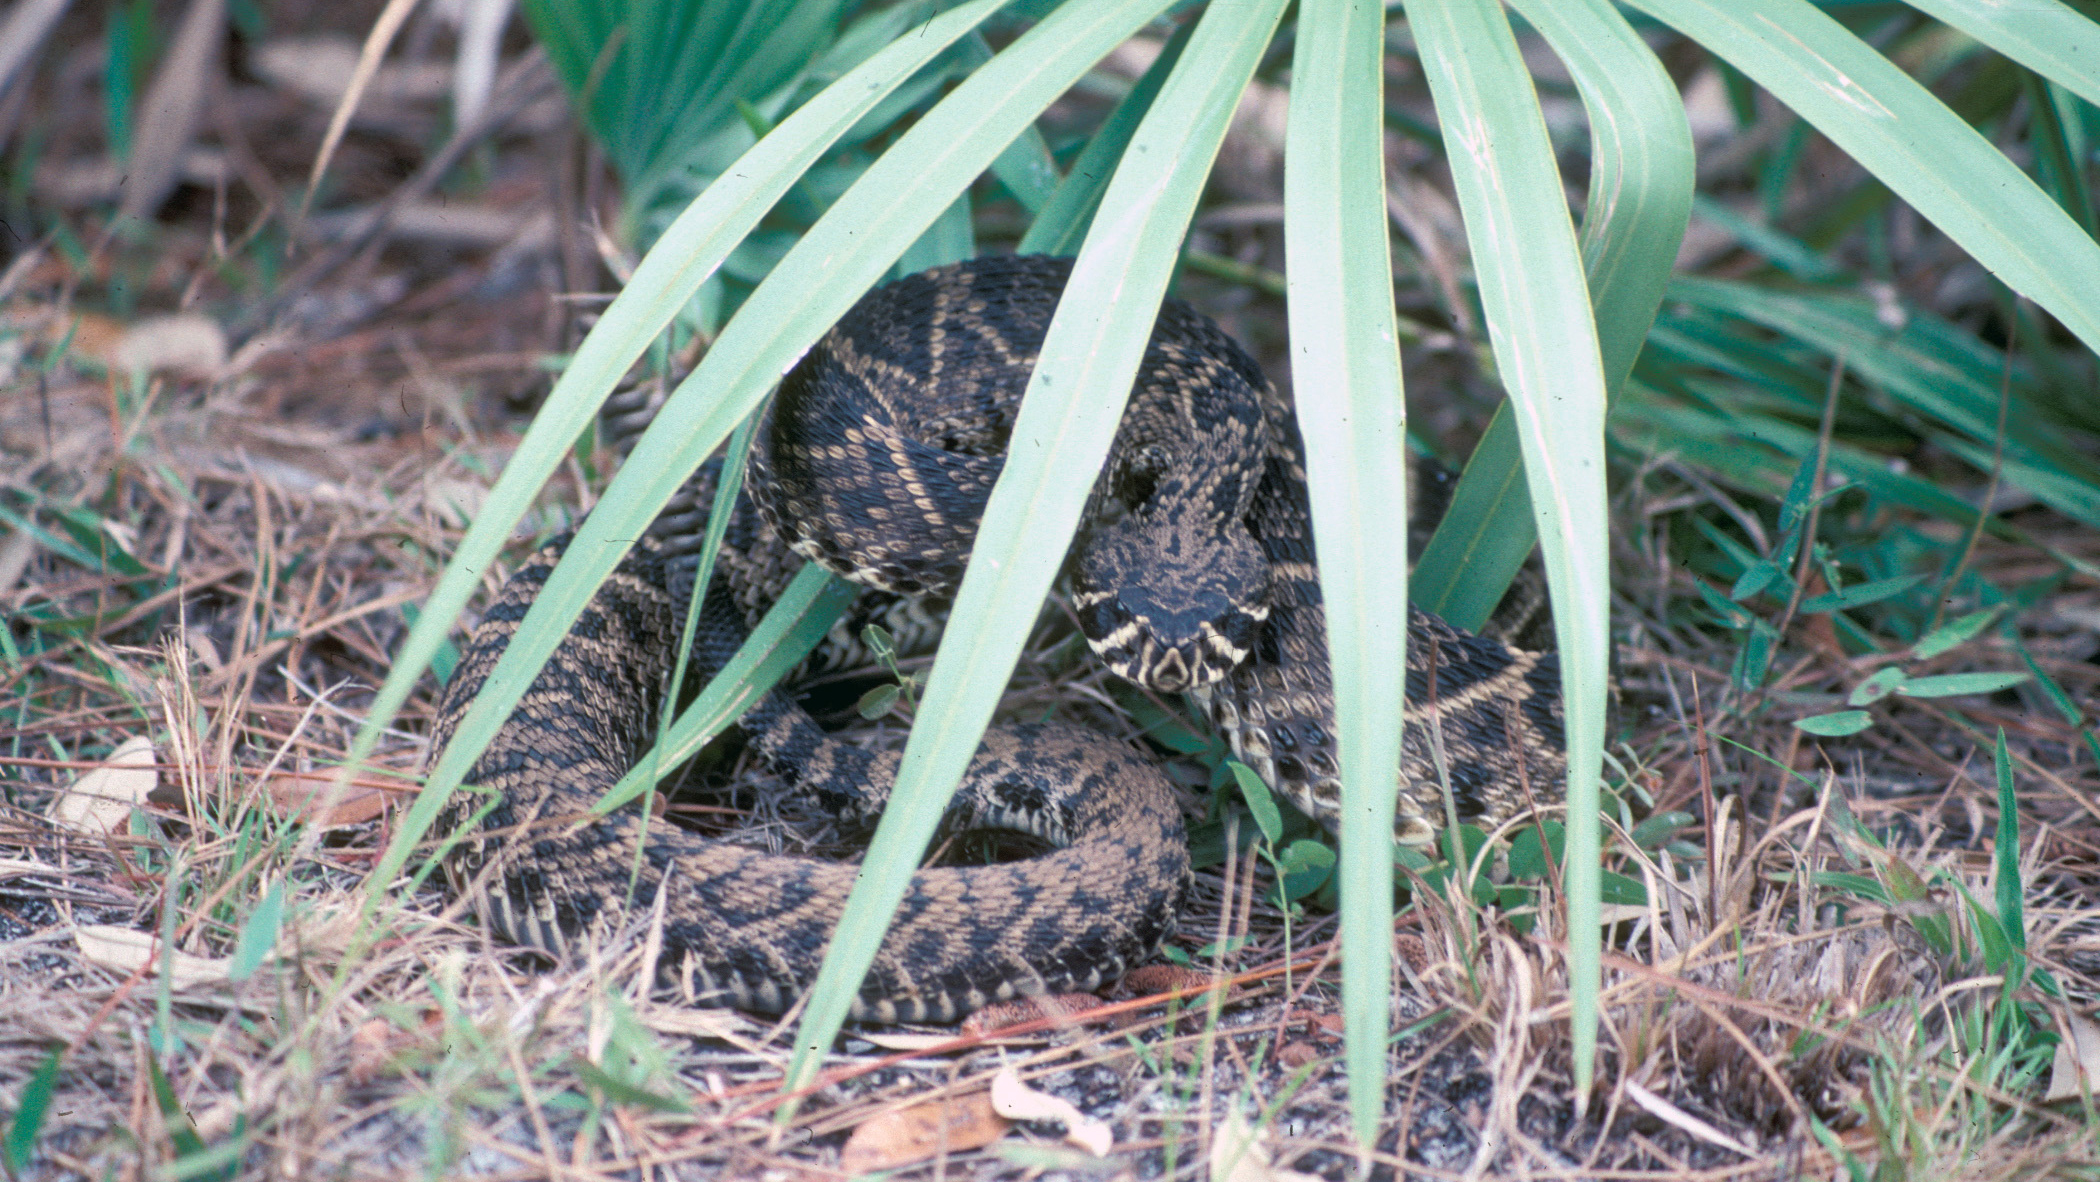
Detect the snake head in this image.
<box><xmin>1071</xmin><ymin>516</ymin><xmax>1269</xmax><ymax>693</ymax></box>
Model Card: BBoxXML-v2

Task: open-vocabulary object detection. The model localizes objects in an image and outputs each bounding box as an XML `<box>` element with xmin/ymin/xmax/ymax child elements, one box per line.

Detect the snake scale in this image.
<box><xmin>428</xmin><ymin>255</ymin><xmax>1565</xmax><ymax>1023</ymax></box>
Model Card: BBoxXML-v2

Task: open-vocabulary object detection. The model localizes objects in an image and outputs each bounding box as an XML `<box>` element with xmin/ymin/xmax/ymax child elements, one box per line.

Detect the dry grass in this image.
<box><xmin>6</xmin><ymin>314</ymin><xmax>2097</xmax><ymax>1178</ymax></box>
<box><xmin>4</xmin><ymin>4</ymin><xmax>2100</xmax><ymax>1178</ymax></box>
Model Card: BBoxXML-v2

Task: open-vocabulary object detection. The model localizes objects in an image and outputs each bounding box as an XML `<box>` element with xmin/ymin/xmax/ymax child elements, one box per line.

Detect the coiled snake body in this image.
<box><xmin>430</xmin><ymin>256</ymin><xmax>1564</xmax><ymax>1023</ymax></box>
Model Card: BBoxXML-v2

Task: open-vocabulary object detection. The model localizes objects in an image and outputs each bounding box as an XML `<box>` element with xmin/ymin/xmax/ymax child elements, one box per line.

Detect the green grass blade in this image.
<box><xmin>1667</xmin><ymin>278</ymin><xmax>2097</xmax><ymax>482</ymax></box>
<box><xmin>3</xmin><ymin>1048</ymin><xmax>60</xmax><ymax>1174</ymax></box>
<box><xmin>1414</xmin><ymin>0</ymin><xmax>1691</xmax><ymax>631</ymax></box>
<box><xmin>1408</xmin><ymin>0</ymin><xmax>1614</xmax><ymax>1096</ymax></box>
<box><xmin>1284</xmin><ymin>0</ymin><xmax>1407</xmax><ymax>1148</ymax></box>
<box><xmin>783</xmin><ymin>0</ymin><xmax>1288</xmax><ymax>1094</ymax></box>
<box><xmin>1992</xmin><ymin>730</ymin><xmax>2026</xmax><ymax>955</ymax></box>
<box><xmin>345</xmin><ymin>0</ymin><xmax>1005</xmax><ymax>860</ymax></box>
<box><xmin>2025</xmin><ymin>71</ymin><xmax>2097</xmax><ymax>235</ymax></box>
<box><xmin>1627</xmin><ymin>0</ymin><xmax>2100</xmax><ymax>360</ymax></box>
<box><xmin>1904</xmin><ymin>0</ymin><xmax>2100</xmax><ymax>110</ymax></box>
<box><xmin>228</xmin><ymin>879</ymin><xmax>283</xmax><ymax>982</ymax></box>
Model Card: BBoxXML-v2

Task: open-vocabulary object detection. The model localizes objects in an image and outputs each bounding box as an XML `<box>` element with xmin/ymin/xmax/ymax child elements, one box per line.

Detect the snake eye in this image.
<box><xmin>1077</xmin><ymin>594</ymin><xmax>1122</xmax><ymax>641</ymax></box>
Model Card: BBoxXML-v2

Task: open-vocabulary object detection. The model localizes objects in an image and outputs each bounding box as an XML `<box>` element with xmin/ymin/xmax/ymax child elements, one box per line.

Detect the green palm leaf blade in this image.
<box><xmin>783</xmin><ymin>0</ymin><xmax>1291</xmax><ymax>1094</ymax></box>
<box><xmin>1407</xmin><ymin>0</ymin><xmax>1616</xmax><ymax>1094</ymax></box>
<box><xmin>359</xmin><ymin>0</ymin><xmax>1165</xmax><ymax>915</ymax></box>
<box><xmin>344</xmin><ymin>0</ymin><xmax>1005</xmax><ymax>798</ymax></box>
<box><xmin>1904</xmin><ymin>0</ymin><xmax>2100</xmax><ymax>110</ymax></box>
<box><xmin>1285</xmin><ymin>0</ymin><xmax>1410</xmax><ymax>1146</ymax></box>
<box><xmin>1626</xmin><ymin>0</ymin><xmax>2100</xmax><ymax>360</ymax></box>
<box><xmin>1413</xmin><ymin>0</ymin><xmax>1692</xmax><ymax>631</ymax></box>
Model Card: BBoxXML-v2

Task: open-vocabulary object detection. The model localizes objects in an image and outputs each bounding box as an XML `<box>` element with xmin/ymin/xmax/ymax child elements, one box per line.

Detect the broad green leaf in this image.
<box><xmin>1895</xmin><ymin>671</ymin><xmax>2030</xmax><ymax>698</ymax></box>
<box><xmin>1631</xmin><ymin>812</ymin><xmax>1696</xmax><ymax>849</ymax></box>
<box><xmin>1285</xmin><ymin>0</ymin><xmax>1406</xmax><ymax>1143</ymax></box>
<box><xmin>1796</xmin><ymin>710</ymin><xmax>1872</xmax><ymax>736</ymax></box>
<box><xmin>1411</xmin><ymin>0</ymin><xmax>1615</xmax><ymax>1092</ymax></box>
<box><xmin>1508</xmin><ymin>820</ymin><xmax>1566</xmax><ymax>880</ymax></box>
<box><xmin>1731</xmin><ymin>558</ymin><xmax>1789</xmax><ymax>602</ymax></box>
<box><xmin>1798</xmin><ymin>574</ymin><xmax>1926</xmax><ymax>614</ymax></box>
<box><xmin>1598</xmin><ymin>869</ymin><xmax>1648</xmax><ymax>907</ymax></box>
<box><xmin>784</xmin><ymin>0</ymin><xmax>1281</xmax><ymax>1095</ymax></box>
<box><xmin>1914</xmin><ymin>605</ymin><xmax>2005</xmax><ymax>659</ymax></box>
<box><xmin>1414</xmin><ymin>0</ymin><xmax>1692</xmax><ymax>631</ymax></box>
<box><xmin>857</xmin><ymin>684</ymin><xmax>900</xmax><ymax>721</ymax></box>
<box><xmin>1848</xmin><ymin>666</ymin><xmax>1907</xmax><ymax>706</ymax></box>
<box><xmin>1276</xmin><ymin>838</ymin><xmax>1338</xmax><ymax>902</ymax></box>
<box><xmin>1229</xmin><ymin>760</ymin><xmax>1286</xmax><ymax>846</ymax></box>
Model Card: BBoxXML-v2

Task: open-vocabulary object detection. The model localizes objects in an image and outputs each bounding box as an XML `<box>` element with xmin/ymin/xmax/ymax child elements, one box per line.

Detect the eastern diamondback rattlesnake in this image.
<box><xmin>428</xmin><ymin>255</ymin><xmax>1564</xmax><ymax>1022</ymax></box>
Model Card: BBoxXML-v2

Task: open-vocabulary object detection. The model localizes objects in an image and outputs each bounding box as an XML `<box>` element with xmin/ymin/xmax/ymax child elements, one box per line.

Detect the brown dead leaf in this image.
<box><xmin>112</xmin><ymin>313</ymin><xmax>228</xmax><ymax>380</ymax></box>
<box><xmin>989</xmin><ymin>1067</ymin><xmax>1111</xmax><ymax>1156</ymax></box>
<box><xmin>42</xmin><ymin>311</ymin><xmax>129</xmax><ymax>369</ymax></box>
<box><xmin>854</xmin><ymin>1030</ymin><xmax>960</xmax><ymax>1053</ymax></box>
<box><xmin>1283</xmin><ymin>1006</ymin><xmax>1342</xmax><ymax>1040</ymax></box>
<box><xmin>266</xmin><ymin>773</ymin><xmax>396</xmax><ymax>829</ymax></box>
<box><xmin>2046</xmin><ymin>1008</ymin><xmax>2100</xmax><ymax>1102</ymax></box>
<box><xmin>52</xmin><ymin>736</ymin><xmax>157</xmax><ymax>833</ymax></box>
<box><xmin>253</xmin><ymin>35</ymin><xmax>453</xmax><ymax>108</ymax></box>
<box><xmin>348</xmin><ymin>1018</ymin><xmax>408</xmax><ymax>1085</ymax></box>
<box><xmin>1275</xmin><ymin>1041</ymin><xmax>1322</xmax><ymax>1069</ymax></box>
<box><xmin>838</xmin><ymin>1091</ymin><xmax>1009</xmax><ymax>1175</ymax></box>
<box><xmin>75</xmin><ymin>925</ymin><xmax>230</xmax><ymax>991</ymax></box>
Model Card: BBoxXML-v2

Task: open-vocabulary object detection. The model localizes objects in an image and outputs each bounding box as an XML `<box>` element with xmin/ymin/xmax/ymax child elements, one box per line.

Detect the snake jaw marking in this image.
<box><xmin>430</xmin><ymin>254</ymin><xmax>1564</xmax><ymax>1023</ymax></box>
